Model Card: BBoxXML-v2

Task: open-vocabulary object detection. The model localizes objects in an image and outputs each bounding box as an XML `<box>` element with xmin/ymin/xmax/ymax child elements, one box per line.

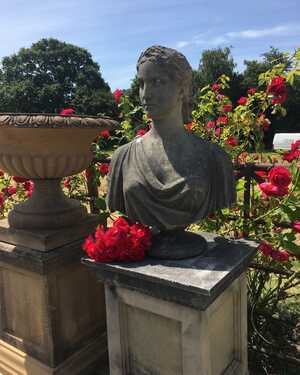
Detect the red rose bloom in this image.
<box><xmin>225</xmin><ymin>136</ymin><xmax>238</xmax><ymax>147</ymax></box>
<box><xmin>64</xmin><ymin>178</ymin><xmax>71</xmax><ymax>189</ymax></box>
<box><xmin>206</xmin><ymin>121</ymin><xmax>216</xmax><ymax>129</ymax></box>
<box><xmin>268</xmin><ymin>166</ymin><xmax>291</xmax><ymax>188</ymax></box>
<box><xmin>283</xmin><ymin>150</ymin><xmax>300</xmax><ymax>163</ymax></box>
<box><xmin>13</xmin><ymin>176</ymin><xmax>28</xmax><ymax>183</ymax></box>
<box><xmin>237</xmin><ymin>97</ymin><xmax>247</xmax><ymax>106</ymax></box>
<box><xmin>23</xmin><ymin>180</ymin><xmax>34</xmax><ymax>192</ymax></box>
<box><xmin>267</xmin><ymin>76</ymin><xmax>287</xmax><ymax>105</ymax></box>
<box><xmin>291</xmin><ymin>139</ymin><xmax>300</xmax><ymax>152</ymax></box>
<box><xmin>184</xmin><ymin>122</ymin><xmax>193</xmax><ymax>131</ymax></box>
<box><xmin>211</xmin><ymin>83</ymin><xmax>221</xmax><ymax>92</ymax></box>
<box><xmin>60</xmin><ymin>108</ymin><xmax>75</xmax><ymax>116</ymax></box>
<box><xmin>0</xmin><ymin>192</ymin><xmax>4</xmax><ymax>207</ymax></box>
<box><xmin>98</xmin><ymin>163</ymin><xmax>110</xmax><ymax>175</ymax></box>
<box><xmin>113</xmin><ymin>89</ymin><xmax>123</xmax><ymax>103</ymax></box>
<box><xmin>136</xmin><ymin>128</ymin><xmax>148</xmax><ymax>137</ymax></box>
<box><xmin>99</xmin><ymin>130</ymin><xmax>110</xmax><ymax>138</ymax></box>
<box><xmin>82</xmin><ymin>217</ymin><xmax>152</xmax><ymax>263</ymax></box>
<box><xmin>292</xmin><ymin>221</ymin><xmax>300</xmax><ymax>233</ymax></box>
<box><xmin>258</xmin><ymin>241</ymin><xmax>273</xmax><ymax>256</ymax></box>
<box><xmin>259</xmin><ymin>182</ymin><xmax>288</xmax><ymax>197</ymax></box>
<box><xmin>271</xmin><ymin>250</ymin><xmax>290</xmax><ymax>262</ymax></box>
<box><xmin>216</xmin><ymin>116</ymin><xmax>228</xmax><ymax>125</ymax></box>
<box><xmin>7</xmin><ymin>186</ymin><xmax>17</xmax><ymax>196</ymax></box>
<box><xmin>222</xmin><ymin>104</ymin><xmax>232</xmax><ymax>113</ymax></box>
<box><xmin>247</xmin><ymin>88</ymin><xmax>256</xmax><ymax>95</ymax></box>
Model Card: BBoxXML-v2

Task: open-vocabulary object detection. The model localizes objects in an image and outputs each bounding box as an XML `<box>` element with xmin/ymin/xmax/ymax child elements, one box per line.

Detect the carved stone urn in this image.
<box><xmin>0</xmin><ymin>113</ymin><xmax>116</xmax><ymax>231</ymax></box>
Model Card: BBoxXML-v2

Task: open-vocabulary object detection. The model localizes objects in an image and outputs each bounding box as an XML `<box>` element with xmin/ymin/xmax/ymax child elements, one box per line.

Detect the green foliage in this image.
<box><xmin>0</xmin><ymin>38</ymin><xmax>118</xmax><ymax>116</ymax></box>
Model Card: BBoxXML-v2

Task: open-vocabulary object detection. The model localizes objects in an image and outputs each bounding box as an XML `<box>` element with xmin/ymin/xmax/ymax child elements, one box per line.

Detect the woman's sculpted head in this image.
<box><xmin>137</xmin><ymin>45</ymin><xmax>193</xmax><ymax>123</ymax></box>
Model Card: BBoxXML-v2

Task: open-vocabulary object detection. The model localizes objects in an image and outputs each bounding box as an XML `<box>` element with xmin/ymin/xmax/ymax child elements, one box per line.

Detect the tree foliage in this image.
<box><xmin>0</xmin><ymin>38</ymin><xmax>118</xmax><ymax>116</ymax></box>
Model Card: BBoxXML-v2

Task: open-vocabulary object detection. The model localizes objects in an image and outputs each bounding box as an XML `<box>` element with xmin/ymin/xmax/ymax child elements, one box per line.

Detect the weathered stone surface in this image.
<box><xmin>86</xmin><ymin>232</ymin><xmax>254</xmax><ymax>375</ymax></box>
<box><xmin>0</xmin><ymin>237</ymin><xmax>107</xmax><ymax>373</ymax></box>
<box><xmin>0</xmin><ymin>112</ymin><xmax>117</xmax><ymax>231</ymax></box>
<box><xmin>0</xmin><ymin>215</ymin><xmax>99</xmax><ymax>252</ymax></box>
<box><xmin>107</xmin><ymin>46</ymin><xmax>236</xmax><ymax>260</ymax></box>
<box><xmin>83</xmin><ymin>232</ymin><xmax>257</xmax><ymax>310</ymax></box>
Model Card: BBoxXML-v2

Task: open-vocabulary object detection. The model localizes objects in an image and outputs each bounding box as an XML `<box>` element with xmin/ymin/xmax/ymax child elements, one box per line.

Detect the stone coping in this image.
<box><xmin>82</xmin><ymin>232</ymin><xmax>257</xmax><ymax>310</ymax></box>
<box><xmin>0</xmin><ymin>113</ymin><xmax>118</xmax><ymax>128</ymax></box>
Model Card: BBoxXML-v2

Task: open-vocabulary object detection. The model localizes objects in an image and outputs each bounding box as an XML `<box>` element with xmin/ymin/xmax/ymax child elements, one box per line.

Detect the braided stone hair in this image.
<box><xmin>137</xmin><ymin>45</ymin><xmax>193</xmax><ymax>123</ymax></box>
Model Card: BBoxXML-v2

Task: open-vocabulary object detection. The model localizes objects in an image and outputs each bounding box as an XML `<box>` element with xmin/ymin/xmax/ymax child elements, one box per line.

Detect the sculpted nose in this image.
<box><xmin>140</xmin><ymin>83</ymin><xmax>152</xmax><ymax>102</ymax></box>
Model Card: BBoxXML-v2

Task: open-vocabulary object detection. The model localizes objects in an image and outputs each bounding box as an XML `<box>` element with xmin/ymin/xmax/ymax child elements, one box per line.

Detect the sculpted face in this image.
<box><xmin>138</xmin><ymin>60</ymin><xmax>183</xmax><ymax>120</ymax></box>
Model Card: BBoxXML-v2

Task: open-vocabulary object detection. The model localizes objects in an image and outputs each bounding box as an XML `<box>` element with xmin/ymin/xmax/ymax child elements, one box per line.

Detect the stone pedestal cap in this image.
<box><xmin>83</xmin><ymin>232</ymin><xmax>257</xmax><ymax>310</ymax></box>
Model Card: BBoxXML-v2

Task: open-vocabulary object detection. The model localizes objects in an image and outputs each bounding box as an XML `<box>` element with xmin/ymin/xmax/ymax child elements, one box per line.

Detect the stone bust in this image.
<box><xmin>107</xmin><ymin>46</ymin><xmax>235</xmax><ymax>258</ymax></box>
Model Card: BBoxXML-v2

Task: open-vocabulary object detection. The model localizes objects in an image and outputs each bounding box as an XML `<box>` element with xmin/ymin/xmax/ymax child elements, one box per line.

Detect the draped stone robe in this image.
<box><xmin>107</xmin><ymin>134</ymin><xmax>236</xmax><ymax>231</ymax></box>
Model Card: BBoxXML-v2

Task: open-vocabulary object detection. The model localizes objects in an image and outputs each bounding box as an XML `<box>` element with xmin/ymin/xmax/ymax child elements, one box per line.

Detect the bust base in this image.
<box><xmin>148</xmin><ymin>229</ymin><xmax>207</xmax><ymax>259</ymax></box>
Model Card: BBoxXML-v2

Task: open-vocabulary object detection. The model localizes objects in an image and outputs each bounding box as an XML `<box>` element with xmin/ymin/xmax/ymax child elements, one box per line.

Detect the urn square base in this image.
<box><xmin>0</xmin><ymin>215</ymin><xmax>99</xmax><ymax>252</ymax></box>
<box><xmin>0</xmin><ymin>221</ymin><xmax>107</xmax><ymax>375</ymax></box>
<box><xmin>83</xmin><ymin>232</ymin><xmax>257</xmax><ymax>375</ymax></box>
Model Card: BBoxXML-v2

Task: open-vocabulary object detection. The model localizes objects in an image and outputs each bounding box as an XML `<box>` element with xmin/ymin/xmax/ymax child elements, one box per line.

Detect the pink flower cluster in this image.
<box><xmin>83</xmin><ymin>217</ymin><xmax>152</xmax><ymax>262</ymax></box>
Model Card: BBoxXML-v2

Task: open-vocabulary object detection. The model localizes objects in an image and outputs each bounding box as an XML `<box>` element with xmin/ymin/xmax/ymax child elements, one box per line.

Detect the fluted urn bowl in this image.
<box><xmin>0</xmin><ymin>113</ymin><xmax>117</xmax><ymax>230</ymax></box>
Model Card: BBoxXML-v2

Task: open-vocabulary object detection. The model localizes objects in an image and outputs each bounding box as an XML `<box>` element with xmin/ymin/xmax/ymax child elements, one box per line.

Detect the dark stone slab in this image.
<box><xmin>0</xmin><ymin>238</ymin><xmax>86</xmax><ymax>274</ymax></box>
<box><xmin>82</xmin><ymin>232</ymin><xmax>257</xmax><ymax>310</ymax></box>
<box><xmin>0</xmin><ymin>215</ymin><xmax>99</xmax><ymax>252</ymax></box>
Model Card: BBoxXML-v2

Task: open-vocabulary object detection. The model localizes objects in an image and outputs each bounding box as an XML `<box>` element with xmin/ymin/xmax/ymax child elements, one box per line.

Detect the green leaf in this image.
<box><xmin>95</xmin><ymin>198</ymin><xmax>107</xmax><ymax>210</ymax></box>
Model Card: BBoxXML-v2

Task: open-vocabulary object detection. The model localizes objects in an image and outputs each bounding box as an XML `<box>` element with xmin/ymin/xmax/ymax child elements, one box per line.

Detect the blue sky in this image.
<box><xmin>1</xmin><ymin>0</ymin><xmax>299</xmax><ymax>90</ymax></box>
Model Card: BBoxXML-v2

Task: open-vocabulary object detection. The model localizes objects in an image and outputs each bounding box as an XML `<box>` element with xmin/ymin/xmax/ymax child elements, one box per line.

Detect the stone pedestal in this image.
<box><xmin>83</xmin><ymin>233</ymin><xmax>256</xmax><ymax>375</ymax></box>
<box><xmin>0</xmin><ymin>217</ymin><xmax>107</xmax><ymax>375</ymax></box>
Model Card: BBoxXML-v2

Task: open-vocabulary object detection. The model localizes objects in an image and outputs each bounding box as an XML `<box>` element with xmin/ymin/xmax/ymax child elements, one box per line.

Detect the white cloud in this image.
<box><xmin>175</xmin><ymin>23</ymin><xmax>300</xmax><ymax>50</ymax></box>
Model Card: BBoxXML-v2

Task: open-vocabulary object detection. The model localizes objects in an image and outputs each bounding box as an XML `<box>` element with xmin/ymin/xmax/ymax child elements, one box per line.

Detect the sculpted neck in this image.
<box><xmin>150</xmin><ymin>111</ymin><xmax>186</xmax><ymax>139</ymax></box>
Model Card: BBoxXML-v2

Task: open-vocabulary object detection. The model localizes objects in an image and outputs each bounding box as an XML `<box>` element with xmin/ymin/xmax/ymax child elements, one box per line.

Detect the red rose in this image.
<box><xmin>7</xmin><ymin>186</ymin><xmax>17</xmax><ymax>196</ymax></box>
<box><xmin>99</xmin><ymin>130</ymin><xmax>110</xmax><ymax>138</ymax></box>
<box><xmin>258</xmin><ymin>241</ymin><xmax>273</xmax><ymax>256</ymax></box>
<box><xmin>113</xmin><ymin>89</ymin><xmax>123</xmax><ymax>103</ymax></box>
<box><xmin>271</xmin><ymin>250</ymin><xmax>290</xmax><ymax>262</ymax></box>
<box><xmin>23</xmin><ymin>180</ymin><xmax>34</xmax><ymax>191</ymax></box>
<box><xmin>64</xmin><ymin>178</ymin><xmax>71</xmax><ymax>189</ymax></box>
<box><xmin>215</xmin><ymin>127</ymin><xmax>222</xmax><ymax>137</ymax></box>
<box><xmin>98</xmin><ymin>163</ymin><xmax>110</xmax><ymax>175</ymax></box>
<box><xmin>216</xmin><ymin>116</ymin><xmax>228</xmax><ymax>125</ymax></box>
<box><xmin>291</xmin><ymin>139</ymin><xmax>300</xmax><ymax>152</ymax></box>
<box><xmin>13</xmin><ymin>176</ymin><xmax>28</xmax><ymax>183</ymax></box>
<box><xmin>259</xmin><ymin>182</ymin><xmax>289</xmax><ymax>197</ymax></box>
<box><xmin>292</xmin><ymin>221</ymin><xmax>300</xmax><ymax>233</ymax></box>
<box><xmin>0</xmin><ymin>192</ymin><xmax>5</xmax><ymax>207</ymax></box>
<box><xmin>268</xmin><ymin>166</ymin><xmax>291</xmax><ymax>188</ymax></box>
<box><xmin>283</xmin><ymin>150</ymin><xmax>300</xmax><ymax>163</ymax></box>
<box><xmin>267</xmin><ymin>76</ymin><xmax>287</xmax><ymax>104</ymax></box>
<box><xmin>184</xmin><ymin>122</ymin><xmax>193</xmax><ymax>131</ymax></box>
<box><xmin>60</xmin><ymin>108</ymin><xmax>75</xmax><ymax>116</ymax></box>
<box><xmin>206</xmin><ymin>121</ymin><xmax>216</xmax><ymax>129</ymax></box>
<box><xmin>211</xmin><ymin>83</ymin><xmax>221</xmax><ymax>92</ymax></box>
<box><xmin>225</xmin><ymin>136</ymin><xmax>238</xmax><ymax>147</ymax></box>
<box><xmin>83</xmin><ymin>217</ymin><xmax>151</xmax><ymax>263</ymax></box>
<box><xmin>247</xmin><ymin>88</ymin><xmax>256</xmax><ymax>95</ymax></box>
<box><xmin>136</xmin><ymin>128</ymin><xmax>148</xmax><ymax>137</ymax></box>
<box><xmin>237</xmin><ymin>96</ymin><xmax>247</xmax><ymax>106</ymax></box>
<box><xmin>222</xmin><ymin>104</ymin><xmax>232</xmax><ymax>113</ymax></box>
